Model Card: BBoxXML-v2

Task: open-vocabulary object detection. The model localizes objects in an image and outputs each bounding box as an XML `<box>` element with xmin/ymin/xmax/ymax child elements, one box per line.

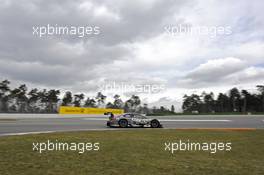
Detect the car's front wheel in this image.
<box><xmin>119</xmin><ymin>119</ymin><xmax>128</xmax><ymax>128</ymax></box>
<box><xmin>150</xmin><ymin>119</ymin><xmax>160</xmax><ymax>128</ymax></box>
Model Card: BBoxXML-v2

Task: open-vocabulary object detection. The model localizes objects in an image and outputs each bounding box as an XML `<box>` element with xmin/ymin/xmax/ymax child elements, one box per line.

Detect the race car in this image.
<box><xmin>106</xmin><ymin>113</ymin><xmax>162</xmax><ymax>128</ymax></box>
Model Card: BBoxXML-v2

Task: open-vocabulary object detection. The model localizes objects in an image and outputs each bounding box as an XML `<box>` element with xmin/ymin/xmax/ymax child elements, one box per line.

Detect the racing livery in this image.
<box><xmin>106</xmin><ymin>113</ymin><xmax>162</xmax><ymax>128</ymax></box>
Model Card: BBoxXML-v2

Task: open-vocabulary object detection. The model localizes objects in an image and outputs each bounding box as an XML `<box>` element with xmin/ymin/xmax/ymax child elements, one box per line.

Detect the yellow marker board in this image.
<box><xmin>59</xmin><ymin>106</ymin><xmax>124</xmax><ymax>115</ymax></box>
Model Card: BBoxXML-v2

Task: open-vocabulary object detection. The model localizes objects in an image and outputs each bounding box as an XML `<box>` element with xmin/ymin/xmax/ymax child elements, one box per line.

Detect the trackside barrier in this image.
<box><xmin>59</xmin><ymin>106</ymin><xmax>124</xmax><ymax>115</ymax></box>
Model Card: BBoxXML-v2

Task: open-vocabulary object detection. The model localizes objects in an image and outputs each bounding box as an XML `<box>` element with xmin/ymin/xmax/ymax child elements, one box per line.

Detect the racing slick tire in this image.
<box><xmin>119</xmin><ymin>119</ymin><xmax>128</xmax><ymax>128</ymax></box>
<box><xmin>150</xmin><ymin>119</ymin><xmax>161</xmax><ymax>128</ymax></box>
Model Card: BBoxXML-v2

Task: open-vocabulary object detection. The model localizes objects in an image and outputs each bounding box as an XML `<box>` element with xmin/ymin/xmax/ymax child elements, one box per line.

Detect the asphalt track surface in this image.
<box><xmin>0</xmin><ymin>114</ymin><xmax>263</xmax><ymax>136</ymax></box>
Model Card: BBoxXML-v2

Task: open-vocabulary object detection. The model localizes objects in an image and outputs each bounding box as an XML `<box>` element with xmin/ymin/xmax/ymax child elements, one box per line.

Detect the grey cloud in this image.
<box><xmin>0</xmin><ymin>0</ymin><xmax>264</xmax><ymax>102</ymax></box>
<box><xmin>185</xmin><ymin>57</ymin><xmax>246</xmax><ymax>82</ymax></box>
<box><xmin>0</xmin><ymin>0</ymin><xmax>188</xmax><ymax>88</ymax></box>
<box><xmin>171</xmin><ymin>57</ymin><xmax>264</xmax><ymax>89</ymax></box>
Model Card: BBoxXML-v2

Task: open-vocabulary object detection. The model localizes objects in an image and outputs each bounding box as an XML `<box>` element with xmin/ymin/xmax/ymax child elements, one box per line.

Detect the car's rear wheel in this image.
<box><xmin>150</xmin><ymin>119</ymin><xmax>160</xmax><ymax>128</ymax></box>
<box><xmin>119</xmin><ymin>119</ymin><xmax>128</xmax><ymax>128</ymax></box>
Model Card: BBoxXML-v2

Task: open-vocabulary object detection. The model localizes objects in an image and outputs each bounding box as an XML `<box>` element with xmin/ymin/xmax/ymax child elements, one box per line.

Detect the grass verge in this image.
<box><xmin>0</xmin><ymin>129</ymin><xmax>263</xmax><ymax>175</ymax></box>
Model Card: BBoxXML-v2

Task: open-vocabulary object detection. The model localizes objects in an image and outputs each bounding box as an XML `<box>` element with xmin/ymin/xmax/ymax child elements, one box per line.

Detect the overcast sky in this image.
<box><xmin>0</xmin><ymin>0</ymin><xmax>264</xmax><ymax>111</ymax></box>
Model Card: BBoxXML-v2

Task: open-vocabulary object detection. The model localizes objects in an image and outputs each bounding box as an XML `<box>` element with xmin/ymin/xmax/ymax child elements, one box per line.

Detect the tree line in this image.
<box><xmin>1</xmin><ymin>79</ymin><xmax>264</xmax><ymax>114</ymax></box>
<box><xmin>0</xmin><ymin>79</ymin><xmax>148</xmax><ymax>113</ymax></box>
<box><xmin>182</xmin><ymin>86</ymin><xmax>264</xmax><ymax>114</ymax></box>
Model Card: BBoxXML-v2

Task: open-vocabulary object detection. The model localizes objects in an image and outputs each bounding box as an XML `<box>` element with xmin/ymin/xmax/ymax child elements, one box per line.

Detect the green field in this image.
<box><xmin>0</xmin><ymin>129</ymin><xmax>263</xmax><ymax>175</ymax></box>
